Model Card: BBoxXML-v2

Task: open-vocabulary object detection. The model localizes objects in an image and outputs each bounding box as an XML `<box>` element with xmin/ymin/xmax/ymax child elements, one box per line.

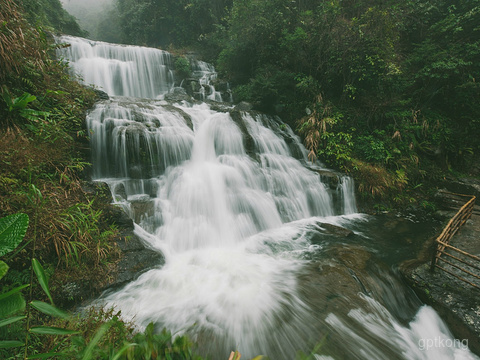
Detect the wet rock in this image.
<box><xmin>281</xmin><ymin>132</ymin><xmax>305</xmax><ymax>160</ymax></box>
<box><xmin>234</xmin><ymin>102</ymin><xmax>253</xmax><ymax>111</ymax></box>
<box><xmin>211</xmin><ymin>79</ymin><xmax>230</xmax><ymax>93</ymax></box>
<box><xmin>103</xmin><ymin>202</ymin><xmax>164</xmax><ymax>291</ymax></box>
<box><xmin>93</xmin><ymin>88</ymin><xmax>109</xmax><ymax>100</ymax></box>
<box><xmin>319</xmin><ymin>223</ymin><xmax>354</xmax><ymax>238</ymax></box>
<box><xmin>181</xmin><ymin>78</ymin><xmax>202</xmax><ymax>98</ymax></box>
<box><xmin>163</xmin><ymin>104</ymin><xmax>194</xmax><ymax>130</ymax></box>
<box><xmin>128</xmin><ymin>165</ymin><xmax>143</xmax><ymax>179</ymax></box>
<box><xmin>229</xmin><ymin>110</ymin><xmax>256</xmax><ymax>157</ymax></box>
<box><xmin>109</xmin><ymin>234</ymin><xmax>164</xmax><ymax>289</ymax></box>
<box><xmin>313</xmin><ymin>169</ymin><xmax>340</xmax><ymax>190</ymax></box>
<box><xmin>208</xmin><ymin>102</ymin><xmax>233</xmax><ymax>113</ymax></box>
<box><xmin>299</xmin><ymin>245</ymin><xmax>373</xmax><ymax>318</ymax></box>
<box><xmin>441</xmin><ymin>177</ymin><xmax>480</xmax><ymax>198</ymax></box>
<box><xmin>129</xmin><ymin>194</ymin><xmax>154</xmax><ymax>224</ymax></box>
<box><xmin>164</xmin><ymin>87</ymin><xmax>194</xmax><ymax>103</ymax></box>
<box><xmin>111</xmin><ymin>182</ymin><xmax>127</xmax><ymax>202</ymax></box>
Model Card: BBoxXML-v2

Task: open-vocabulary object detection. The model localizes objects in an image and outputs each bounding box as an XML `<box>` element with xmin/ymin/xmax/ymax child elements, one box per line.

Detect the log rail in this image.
<box><xmin>430</xmin><ymin>194</ymin><xmax>479</xmax><ymax>290</ymax></box>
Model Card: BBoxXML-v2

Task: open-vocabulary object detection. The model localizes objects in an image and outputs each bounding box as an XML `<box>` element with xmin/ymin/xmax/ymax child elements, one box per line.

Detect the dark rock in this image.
<box><xmin>163</xmin><ymin>104</ymin><xmax>194</xmax><ymax>130</ymax></box>
<box><xmin>208</xmin><ymin>102</ymin><xmax>232</xmax><ymax>113</ymax></box>
<box><xmin>128</xmin><ymin>165</ymin><xmax>143</xmax><ymax>179</ymax></box>
<box><xmin>229</xmin><ymin>110</ymin><xmax>256</xmax><ymax>157</ymax></box>
<box><xmin>129</xmin><ymin>194</ymin><xmax>154</xmax><ymax>224</ymax></box>
<box><xmin>441</xmin><ymin>177</ymin><xmax>480</xmax><ymax>198</ymax></box>
<box><xmin>234</xmin><ymin>102</ymin><xmax>253</xmax><ymax>111</ymax></box>
<box><xmin>164</xmin><ymin>87</ymin><xmax>194</xmax><ymax>103</ymax></box>
<box><xmin>108</xmin><ymin>237</ymin><xmax>164</xmax><ymax>290</ymax></box>
<box><xmin>111</xmin><ymin>182</ymin><xmax>127</xmax><ymax>201</ymax></box>
<box><xmin>181</xmin><ymin>78</ymin><xmax>202</xmax><ymax>98</ymax></box>
<box><xmin>211</xmin><ymin>79</ymin><xmax>229</xmax><ymax>93</ymax></box>
<box><xmin>93</xmin><ymin>88</ymin><xmax>109</xmax><ymax>100</ymax></box>
<box><xmin>313</xmin><ymin>169</ymin><xmax>340</xmax><ymax>190</ymax></box>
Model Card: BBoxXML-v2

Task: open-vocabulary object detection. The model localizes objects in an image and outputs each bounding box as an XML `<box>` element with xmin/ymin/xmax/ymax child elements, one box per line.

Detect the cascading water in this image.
<box><xmin>191</xmin><ymin>59</ymin><xmax>223</xmax><ymax>102</ymax></box>
<box><xmin>56</xmin><ymin>36</ymin><xmax>174</xmax><ymax>98</ymax></box>
<box><xmin>56</xmin><ymin>36</ymin><xmax>479</xmax><ymax>360</ymax></box>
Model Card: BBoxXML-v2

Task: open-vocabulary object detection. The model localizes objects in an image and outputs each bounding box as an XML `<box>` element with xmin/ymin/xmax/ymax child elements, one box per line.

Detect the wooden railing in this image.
<box><xmin>430</xmin><ymin>194</ymin><xmax>479</xmax><ymax>290</ymax></box>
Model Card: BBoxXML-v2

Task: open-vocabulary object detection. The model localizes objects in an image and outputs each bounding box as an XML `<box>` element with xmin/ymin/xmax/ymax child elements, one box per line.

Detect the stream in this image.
<box><xmin>56</xmin><ymin>35</ymin><xmax>479</xmax><ymax>360</ymax></box>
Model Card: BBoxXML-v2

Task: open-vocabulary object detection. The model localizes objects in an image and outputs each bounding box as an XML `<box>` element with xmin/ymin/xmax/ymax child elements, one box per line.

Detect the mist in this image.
<box><xmin>60</xmin><ymin>0</ymin><xmax>121</xmax><ymax>43</ymax></box>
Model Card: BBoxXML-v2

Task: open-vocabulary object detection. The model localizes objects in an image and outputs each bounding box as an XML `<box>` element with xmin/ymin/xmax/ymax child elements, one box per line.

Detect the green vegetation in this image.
<box><xmin>0</xmin><ymin>213</ymin><xmax>206</xmax><ymax>359</ymax></box>
<box><xmin>109</xmin><ymin>0</ymin><xmax>480</xmax><ymax>208</ymax></box>
<box><xmin>0</xmin><ymin>2</ymin><xmax>220</xmax><ymax>359</ymax></box>
<box><xmin>18</xmin><ymin>0</ymin><xmax>87</xmax><ymax>37</ymax></box>
<box><xmin>1</xmin><ymin>0</ymin><xmax>479</xmax><ymax>358</ymax></box>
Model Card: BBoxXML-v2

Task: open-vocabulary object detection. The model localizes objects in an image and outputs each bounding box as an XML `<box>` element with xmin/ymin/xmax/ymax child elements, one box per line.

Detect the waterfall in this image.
<box><xmin>338</xmin><ymin>176</ymin><xmax>357</xmax><ymax>215</ymax></box>
<box><xmin>191</xmin><ymin>59</ymin><xmax>223</xmax><ymax>101</ymax></box>
<box><xmin>56</xmin><ymin>35</ymin><xmax>174</xmax><ymax>98</ymax></box>
<box><xmin>57</xmin><ymin>36</ymin><xmax>479</xmax><ymax>360</ymax></box>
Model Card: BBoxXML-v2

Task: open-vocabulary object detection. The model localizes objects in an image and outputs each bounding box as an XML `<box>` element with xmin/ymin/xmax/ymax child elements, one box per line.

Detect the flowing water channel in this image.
<box><xmin>57</xmin><ymin>36</ymin><xmax>479</xmax><ymax>360</ymax></box>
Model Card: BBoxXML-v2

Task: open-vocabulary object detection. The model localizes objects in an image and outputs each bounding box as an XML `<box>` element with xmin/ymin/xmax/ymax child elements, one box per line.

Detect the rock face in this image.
<box><xmin>99</xmin><ymin>186</ymin><xmax>164</xmax><ymax>291</ymax></box>
<box><xmin>59</xmin><ymin>181</ymin><xmax>164</xmax><ymax>309</ymax></box>
<box><xmin>441</xmin><ymin>177</ymin><xmax>480</xmax><ymax>198</ymax></box>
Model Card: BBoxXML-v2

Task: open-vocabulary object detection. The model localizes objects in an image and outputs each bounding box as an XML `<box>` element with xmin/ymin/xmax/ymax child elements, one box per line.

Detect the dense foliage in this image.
<box><xmin>1</xmin><ymin>0</ymin><xmax>479</xmax><ymax>356</ymax></box>
<box><xmin>18</xmin><ymin>0</ymin><xmax>87</xmax><ymax>36</ymax></box>
<box><xmin>110</xmin><ymin>0</ymin><xmax>480</xmax><ymax>205</ymax></box>
<box><xmin>113</xmin><ymin>0</ymin><xmax>232</xmax><ymax>49</ymax></box>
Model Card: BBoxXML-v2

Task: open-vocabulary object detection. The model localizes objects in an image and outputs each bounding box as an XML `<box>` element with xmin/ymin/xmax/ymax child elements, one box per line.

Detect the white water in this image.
<box><xmin>56</xmin><ymin>35</ymin><xmax>174</xmax><ymax>98</ymax></box>
<box><xmin>56</xmin><ymin>37</ymin><xmax>479</xmax><ymax>359</ymax></box>
<box><xmin>191</xmin><ymin>59</ymin><xmax>223</xmax><ymax>101</ymax></box>
<box><xmin>326</xmin><ymin>294</ymin><xmax>477</xmax><ymax>360</ymax></box>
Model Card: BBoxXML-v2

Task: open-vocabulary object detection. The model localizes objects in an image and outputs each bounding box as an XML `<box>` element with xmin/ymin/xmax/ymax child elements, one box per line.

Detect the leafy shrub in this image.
<box><xmin>175</xmin><ymin>56</ymin><xmax>192</xmax><ymax>79</ymax></box>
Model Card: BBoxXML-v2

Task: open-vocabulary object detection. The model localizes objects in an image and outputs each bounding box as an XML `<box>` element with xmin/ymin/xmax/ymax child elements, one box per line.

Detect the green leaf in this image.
<box><xmin>32</xmin><ymin>258</ymin><xmax>53</xmax><ymax>304</ymax></box>
<box><xmin>0</xmin><ymin>283</ymin><xmax>29</xmax><ymax>301</ymax></box>
<box><xmin>0</xmin><ymin>260</ymin><xmax>8</xmax><ymax>280</ymax></box>
<box><xmin>0</xmin><ymin>213</ymin><xmax>29</xmax><ymax>257</ymax></box>
<box><xmin>111</xmin><ymin>343</ymin><xmax>137</xmax><ymax>360</ymax></box>
<box><xmin>0</xmin><ymin>315</ymin><xmax>26</xmax><ymax>328</ymax></box>
<box><xmin>0</xmin><ymin>292</ymin><xmax>26</xmax><ymax>318</ymax></box>
<box><xmin>81</xmin><ymin>322</ymin><xmax>110</xmax><ymax>360</ymax></box>
<box><xmin>28</xmin><ymin>352</ymin><xmax>69</xmax><ymax>359</ymax></box>
<box><xmin>29</xmin><ymin>326</ymin><xmax>79</xmax><ymax>335</ymax></box>
<box><xmin>30</xmin><ymin>301</ymin><xmax>69</xmax><ymax>319</ymax></box>
<box><xmin>0</xmin><ymin>340</ymin><xmax>24</xmax><ymax>349</ymax></box>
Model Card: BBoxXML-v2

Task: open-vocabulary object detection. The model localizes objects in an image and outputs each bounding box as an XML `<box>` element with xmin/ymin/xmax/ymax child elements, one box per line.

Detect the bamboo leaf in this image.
<box><xmin>81</xmin><ymin>322</ymin><xmax>110</xmax><ymax>360</ymax></box>
<box><xmin>29</xmin><ymin>326</ymin><xmax>79</xmax><ymax>335</ymax></box>
<box><xmin>0</xmin><ymin>283</ymin><xmax>29</xmax><ymax>301</ymax></box>
<box><xmin>0</xmin><ymin>340</ymin><xmax>24</xmax><ymax>349</ymax></box>
<box><xmin>32</xmin><ymin>258</ymin><xmax>53</xmax><ymax>304</ymax></box>
<box><xmin>0</xmin><ymin>213</ymin><xmax>29</xmax><ymax>257</ymax></box>
<box><xmin>30</xmin><ymin>301</ymin><xmax>70</xmax><ymax>319</ymax></box>
<box><xmin>0</xmin><ymin>315</ymin><xmax>26</xmax><ymax>328</ymax></box>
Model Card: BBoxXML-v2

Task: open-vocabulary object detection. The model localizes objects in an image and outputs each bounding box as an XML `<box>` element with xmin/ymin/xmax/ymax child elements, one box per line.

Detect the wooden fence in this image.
<box><xmin>430</xmin><ymin>194</ymin><xmax>479</xmax><ymax>290</ymax></box>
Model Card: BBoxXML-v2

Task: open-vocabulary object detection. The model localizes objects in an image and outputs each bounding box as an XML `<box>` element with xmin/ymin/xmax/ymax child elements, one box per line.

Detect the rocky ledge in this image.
<box><xmin>58</xmin><ymin>181</ymin><xmax>164</xmax><ymax>309</ymax></box>
<box><xmin>400</xmin><ymin>188</ymin><xmax>480</xmax><ymax>355</ymax></box>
